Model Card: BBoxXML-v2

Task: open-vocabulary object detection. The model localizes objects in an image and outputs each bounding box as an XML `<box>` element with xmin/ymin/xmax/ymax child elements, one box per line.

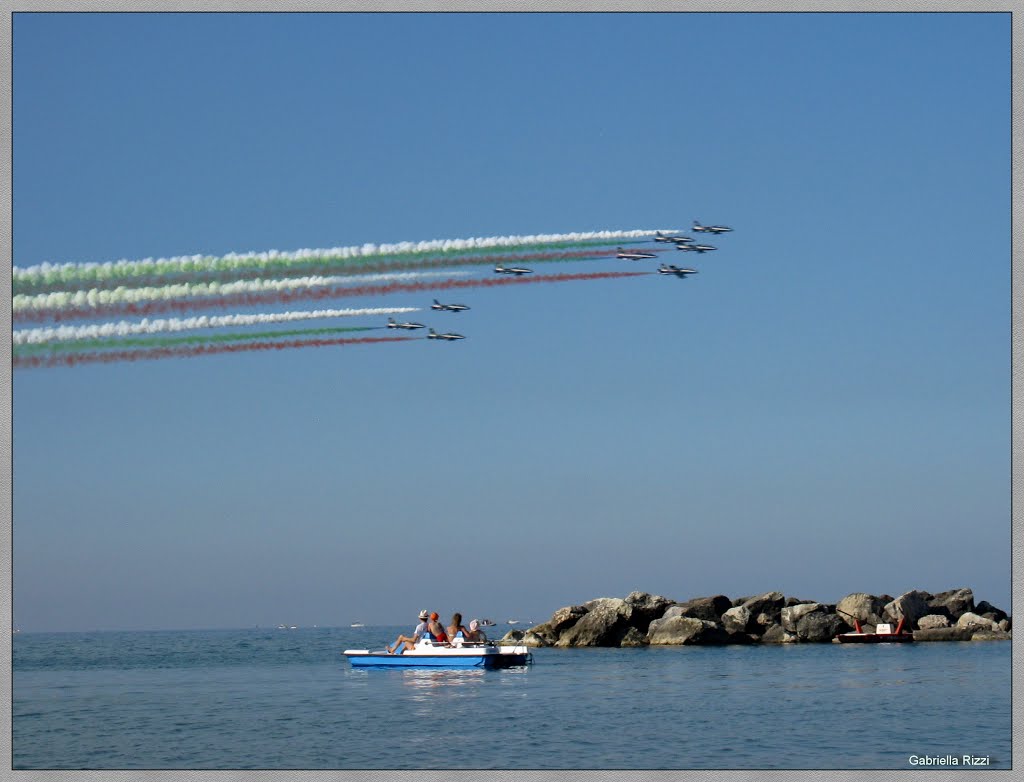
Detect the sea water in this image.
<box><xmin>12</xmin><ymin>626</ymin><xmax>1011</xmax><ymax>769</ymax></box>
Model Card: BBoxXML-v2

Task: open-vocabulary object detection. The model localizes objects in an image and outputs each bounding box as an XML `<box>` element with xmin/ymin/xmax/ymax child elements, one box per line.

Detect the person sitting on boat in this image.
<box><xmin>426</xmin><ymin>612</ymin><xmax>449</xmax><ymax>643</ymax></box>
<box><xmin>465</xmin><ymin>619</ymin><xmax>487</xmax><ymax>642</ymax></box>
<box><xmin>446</xmin><ymin>612</ymin><xmax>472</xmax><ymax>644</ymax></box>
<box><xmin>387</xmin><ymin>609</ymin><xmax>430</xmax><ymax>654</ymax></box>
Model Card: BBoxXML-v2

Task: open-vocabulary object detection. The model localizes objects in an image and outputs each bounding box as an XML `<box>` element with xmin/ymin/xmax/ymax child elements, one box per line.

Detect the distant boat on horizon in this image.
<box><xmin>478</xmin><ymin>619</ymin><xmax>496</xmax><ymax>627</ymax></box>
<box><xmin>350</xmin><ymin>622</ymin><xmax>365</xmax><ymax>628</ymax></box>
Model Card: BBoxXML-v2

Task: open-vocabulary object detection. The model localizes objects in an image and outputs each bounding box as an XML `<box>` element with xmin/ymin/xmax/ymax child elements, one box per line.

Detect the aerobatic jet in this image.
<box><xmin>428</xmin><ymin>328</ymin><xmax>465</xmax><ymax>341</ymax></box>
<box><xmin>494</xmin><ymin>263</ymin><xmax>533</xmax><ymax>276</ymax></box>
<box><xmin>692</xmin><ymin>220</ymin><xmax>734</xmax><ymax>235</ymax></box>
<box><xmin>431</xmin><ymin>299</ymin><xmax>470</xmax><ymax>312</ymax></box>
<box><xmin>616</xmin><ymin>247</ymin><xmax>658</xmax><ymax>260</ymax></box>
<box><xmin>653</xmin><ymin>231</ymin><xmax>692</xmax><ymax>244</ymax></box>
<box><xmin>676</xmin><ymin>243</ymin><xmax>717</xmax><ymax>253</ymax></box>
<box><xmin>387</xmin><ymin>317</ymin><xmax>426</xmax><ymax>330</ymax></box>
<box><xmin>658</xmin><ymin>264</ymin><xmax>699</xmax><ymax>278</ymax></box>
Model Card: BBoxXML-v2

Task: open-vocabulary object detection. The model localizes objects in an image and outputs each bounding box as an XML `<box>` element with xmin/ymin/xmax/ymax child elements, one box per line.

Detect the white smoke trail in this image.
<box><xmin>13</xmin><ymin>270</ymin><xmax>468</xmax><ymax>313</ymax></box>
<box><xmin>13</xmin><ymin>306</ymin><xmax>423</xmax><ymax>345</ymax></box>
<box><xmin>13</xmin><ymin>229</ymin><xmax>678</xmax><ymax>285</ymax></box>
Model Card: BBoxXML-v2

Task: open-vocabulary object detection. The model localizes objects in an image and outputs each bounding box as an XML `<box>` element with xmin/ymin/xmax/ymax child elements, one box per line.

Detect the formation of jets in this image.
<box><xmin>624</xmin><ymin>218</ymin><xmax>734</xmax><ymax>281</ymax></box>
<box><xmin>385</xmin><ymin>220</ymin><xmax>733</xmax><ymax>342</ymax></box>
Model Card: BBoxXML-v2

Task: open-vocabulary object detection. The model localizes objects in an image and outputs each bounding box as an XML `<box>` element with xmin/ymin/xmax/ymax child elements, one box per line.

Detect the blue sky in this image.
<box><xmin>12</xmin><ymin>12</ymin><xmax>1010</xmax><ymax>631</ymax></box>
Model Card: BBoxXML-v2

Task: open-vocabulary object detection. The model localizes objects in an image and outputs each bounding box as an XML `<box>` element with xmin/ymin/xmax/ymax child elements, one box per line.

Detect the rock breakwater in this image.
<box><xmin>501</xmin><ymin>588</ymin><xmax>1011</xmax><ymax>647</ymax></box>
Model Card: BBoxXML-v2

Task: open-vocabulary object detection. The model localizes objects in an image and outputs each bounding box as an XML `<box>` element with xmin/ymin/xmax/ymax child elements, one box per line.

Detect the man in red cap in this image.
<box><xmin>426</xmin><ymin>612</ymin><xmax>449</xmax><ymax>643</ymax></box>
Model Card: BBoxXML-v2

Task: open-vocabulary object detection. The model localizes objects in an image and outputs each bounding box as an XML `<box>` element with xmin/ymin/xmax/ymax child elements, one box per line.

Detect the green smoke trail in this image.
<box><xmin>14</xmin><ymin>324</ymin><xmax>378</xmax><ymax>355</ymax></box>
<box><xmin>13</xmin><ymin>234</ymin><xmax>662</xmax><ymax>294</ymax></box>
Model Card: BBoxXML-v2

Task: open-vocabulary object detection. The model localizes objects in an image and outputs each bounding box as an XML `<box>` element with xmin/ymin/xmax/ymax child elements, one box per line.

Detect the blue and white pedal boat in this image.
<box><xmin>344</xmin><ymin>636</ymin><xmax>532</xmax><ymax>669</ymax></box>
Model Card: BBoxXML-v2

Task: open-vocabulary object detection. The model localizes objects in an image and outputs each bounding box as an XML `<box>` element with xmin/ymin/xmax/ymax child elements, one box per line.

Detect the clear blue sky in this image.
<box><xmin>12</xmin><ymin>12</ymin><xmax>1010</xmax><ymax>631</ymax></box>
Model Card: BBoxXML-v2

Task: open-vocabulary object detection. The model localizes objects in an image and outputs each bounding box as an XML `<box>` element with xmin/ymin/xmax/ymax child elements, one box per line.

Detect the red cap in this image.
<box><xmin>430</xmin><ymin>612</ymin><xmax>439</xmax><ymax>620</ymax></box>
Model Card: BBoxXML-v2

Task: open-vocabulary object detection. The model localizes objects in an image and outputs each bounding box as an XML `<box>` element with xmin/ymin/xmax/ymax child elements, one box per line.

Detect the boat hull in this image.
<box><xmin>344</xmin><ymin>642</ymin><xmax>532</xmax><ymax>669</ymax></box>
<box><xmin>836</xmin><ymin>633</ymin><xmax>914</xmax><ymax>643</ymax></box>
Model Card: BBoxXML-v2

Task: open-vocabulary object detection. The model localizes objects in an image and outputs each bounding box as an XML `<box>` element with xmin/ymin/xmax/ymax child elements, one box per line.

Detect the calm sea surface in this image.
<box><xmin>13</xmin><ymin>626</ymin><xmax>1011</xmax><ymax>770</ymax></box>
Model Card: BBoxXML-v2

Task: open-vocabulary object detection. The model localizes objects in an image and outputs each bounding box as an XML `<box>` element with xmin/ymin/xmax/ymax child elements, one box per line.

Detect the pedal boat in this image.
<box><xmin>344</xmin><ymin>635</ymin><xmax>532</xmax><ymax>669</ymax></box>
<box><xmin>835</xmin><ymin>619</ymin><xmax>914</xmax><ymax>643</ymax></box>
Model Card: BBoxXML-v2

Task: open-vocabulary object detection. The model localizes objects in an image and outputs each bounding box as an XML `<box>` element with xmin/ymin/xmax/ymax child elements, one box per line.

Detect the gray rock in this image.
<box><xmin>835</xmin><ymin>593</ymin><xmax>887</xmax><ymax>629</ymax></box>
<box><xmin>884</xmin><ymin>590</ymin><xmax>933</xmax><ymax>628</ymax></box>
<box><xmin>647</xmin><ymin>616</ymin><xmax>730</xmax><ymax>646</ymax></box>
<box><xmin>721</xmin><ymin>606</ymin><xmax>752</xmax><ymax>634</ymax></box>
<box><xmin>976</xmin><ymin>601</ymin><xmax>1008</xmax><ymax>624</ymax></box>
<box><xmin>998</xmin><ymin>619</ymin><xmax>1011</xmax><ymax>632</ymax></box>
<box><xmin>759</xmin><ymin>623</ymin><xmax>787</xmax><ymax>644</ymax></box>
<box><xmin>500</xmin><ymin>629</ymin><xmax>525</xmax><ymax>643</ymax></box>
<box><xmin>673</xmin><ymin>595</ymin><xmax>733</xmax><ymax>622</ymax></box>
<box><xmin>928</xmin><ymin>588</ymin><xmax>974</xmax><ymax>620</ymax></box>
<box><xmin>619</xmin><ymin>626</ymin><xmax>649</xmax><ymax>647</ymax></box>
<box><xmin>556</xmin><ymin>598</ymin><xmax>634</xmax><ymax>647</ymax></box>
<box><xmin>796</xmin><ymin>611</ymin><xmax>844</xmax><ymax>642</ymax></box>
<box><xmin>971</xmin><ymin>628</ymin><xmax>1011</xmax><ymax>642</ymax></box>
<box><xmin>913</xmin><ymin>626</ymin><xmax>976</xmax><ymax>642</ymax></box>
<box><xmin>917</xmin><ymin>614</ymin><xmax>951</xmax><ymax>630</ymax></box>
<box><xmin>739</xmin><ymin>592</ymin><xmax>787</xmax><ymax>624</ymax></box>
<box><xmin>781</xmin><ymin>602</ymin><xmax>823</xmax><ymax>633</ymax></box>
<box><xmin>956</xmin><ymin>612</ymin><xmax>1000</xmax><ymax>632</ymax></box>
<box><xmin>623</xmin><ymin>592</ymin><xmax>673</xmax><ymax>631</ymax></box>
<box><xmin>525</xmin><ymin>604</ymin><xmax>588</xmax><ymax>644</ymax></box>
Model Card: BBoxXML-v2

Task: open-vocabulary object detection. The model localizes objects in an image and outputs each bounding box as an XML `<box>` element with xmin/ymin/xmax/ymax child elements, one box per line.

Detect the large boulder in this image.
<box><xmin>913</xmin><ymin>626</ymin><xmax>976</xmax><ymax>642</ymax></box>
<box><xmin>781</xmin><ymin>603</ymin><xmax>824</xmax><ymax>633</ymax></box>
<box><xmin>971</xmin><ymin>628</ymin><xmax>1011</xmax><ymax>642</ymax></box>
<box><xmin>525</xmin><ymin>604</ymin><xmax>589</xmax><ymax>644</ymax></box>
<box><xmin>796</xmin><ymin>611</ymin><xmax>844</xmax><ymax>642</ymax></box>
<box><xmin>619</xmin><ymin>626</ymin><xmax>650</xmax><ymax>647</ymax></box>
<box><xmin>928</xmin><ymin>588</ymin><xmax>974</xmax><ymax>621</ymax></box>
<box><xmin>956</xmin><ymin>612</ymin><xmax>1000</xmax><ymax>632</ymax></box>
<box><xmin>623</xmin><ymin>592</ymin><xmax>674</xmax><ymax>631</ymax></box>
<box><xmin>672</xmin><ymin>595</ymin><xmax>732</xmax><ymax>622</ymax></box>
<box><xmin>884</xmin><ymin>590</ymin><xmax>933</xmax><ymax>628</ymax></box>
<box><xmin>917</xmin><ymin>614</ymin><xmax>951</xmax><ymax>630</ymax></box>
<box><xmin>835</xmin><ymin>593</ymin><xmax>887</xmax><ymax>629</ymax></box>
<box><xmin>738</xmin><ymin>592</ymin><xmax>787</xmax><ymax>624</ymax></box>
<box><xmin>759</xmin><ymin>623</ymin><xmax>788</xmax><ymax>644</ymax></box>
<box><xmin>647</xmin><ymin>616</ymin><xmax>730</xmax><ymax>645</ymax></box>
<box><xmin>556</xmin><ymin>598</ymin><xmax>634</xmax><ymax>647</ymax></box>
<box><xmin>721</xmin><ymin>606</ymin><xmax>752</xmax><ymax>635</ymax></box>
<box><xmin>975</xmin><ymin>601</ymin><xmax>1008</xmax><ymax>624</ymax></box>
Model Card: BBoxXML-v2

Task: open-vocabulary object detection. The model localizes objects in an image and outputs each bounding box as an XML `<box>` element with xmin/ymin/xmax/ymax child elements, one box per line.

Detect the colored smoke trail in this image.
<box><xmin>18</xmin><ymin>247</ymin><xmax>652</xmax><ymax>293</ymax></box>
<box><xmin>13</xmin><ymin>307</ymin><xmax>420</xmax><ymax>345</ymax></box>
<box><xmin>14</xmin><ymin>335</ymin><xmax>417</xmax><ymax>370</ymax></box>
<box><xmin>15</xmin><ymin>325</ymin><xmax>379</xmax><ymax>355</ymax></box>
<box><xmin>13</xmin><ymin>229</ymin><xmax>677</xmax><ymax>292</ymax></box>
<box><xmin>13</xmin><ymin>270</ymin><xmax>467</xmax><ymax>315</ymax></box>
<box><xmin>17</xmin><ymin>270</ymin><xmax>652</xmax><ymax>323</ymax></box>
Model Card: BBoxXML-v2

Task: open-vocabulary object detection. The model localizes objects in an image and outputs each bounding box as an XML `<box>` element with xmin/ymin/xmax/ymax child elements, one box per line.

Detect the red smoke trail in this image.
<box><xmin>30</xmin><ymin>247</ymin><xmax>655</xmax><ymax>292</ymax></box>
<box><xmin>19</xmin><ymin>270</ymin><xmax>652</xmax><ymax>324</ymax></box>
<box><xmin>13</xmin><ymin>335</ymin><xmax>416</xmax><ymax>369</ymax></box>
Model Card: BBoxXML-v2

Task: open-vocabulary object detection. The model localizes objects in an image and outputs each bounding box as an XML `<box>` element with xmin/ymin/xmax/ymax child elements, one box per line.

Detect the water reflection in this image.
<box><xmin>400</xmin><ymin>668</ymin><xmax>486</xmax><ymax>696</ymax></box>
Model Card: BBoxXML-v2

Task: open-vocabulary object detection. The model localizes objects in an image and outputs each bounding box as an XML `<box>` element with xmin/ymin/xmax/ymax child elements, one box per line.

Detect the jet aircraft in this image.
<box><xmin>428</xmin><ymin>328</ymin><xmax>465</xmax><ymax>341</ymax></box>
<box><xmin>431</xmin><ymin>299</ymin><xmax>470</xmax><ymax>312</ymax></box>
<box><xmin>692</xmin><ymin>220</ymin><xmax>734</xmax><ymax>235</ymax></box>
<box><xmin>616</xmin><ymin>247</ymin><xmax>658</xmax><ymax>260</ymax></box>
<box><xmin>494</xmin><ymin>263</ymin><xmax>533</xmax><ymax>276</ymax></box>
<box><xmin>387</xmin><ymin>317</ymin><xmax>426</xmax><ymax>330</ymax></box>
<box><xmin>676</xmin><ymin>243</ymin><xmax>717</xmax><ymax>253</ymax></box>
<box><xmin>653</xmin><ymin>231</ymin><xmax>692</xmax><ymax>244</ymax></box>
<box><xmin>658</xmin><ymin>264</ymin><xmax>699</xmax><ymax>278</ymax></box>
